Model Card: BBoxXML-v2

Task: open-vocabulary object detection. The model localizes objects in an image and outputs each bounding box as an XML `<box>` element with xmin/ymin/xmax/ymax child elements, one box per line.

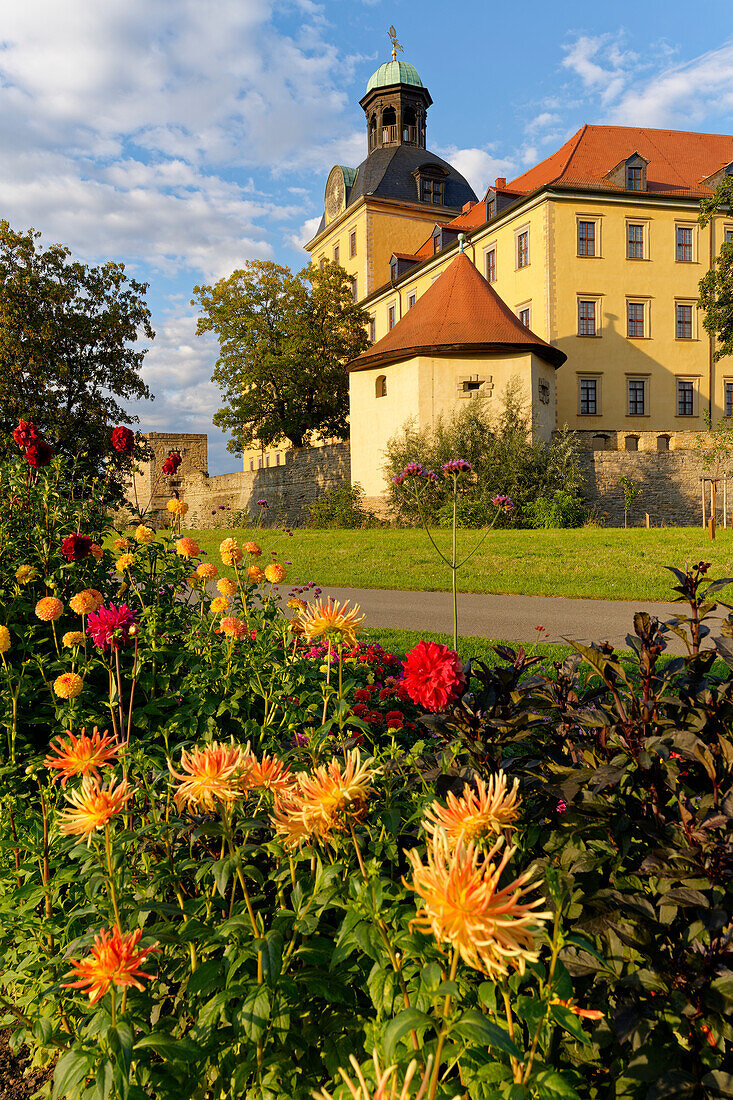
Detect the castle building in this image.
<box><xmin>307</xmin><ymin>44</ymin><xmax>733</xmax><ymax>507</ymax></box>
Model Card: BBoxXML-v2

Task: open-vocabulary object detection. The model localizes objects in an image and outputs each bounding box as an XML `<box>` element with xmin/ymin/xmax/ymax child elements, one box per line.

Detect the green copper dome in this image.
<box><xmin>366</xmin><ymin>60</ymin><xmax>423</xmax><ymax>92</ymax></box>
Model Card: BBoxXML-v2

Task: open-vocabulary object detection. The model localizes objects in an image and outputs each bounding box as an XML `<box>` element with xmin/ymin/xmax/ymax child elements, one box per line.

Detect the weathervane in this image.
<box><xmin>388</xmin><ymin>25</ymin><xmax>403</xmax><ymax>62</ymax></box>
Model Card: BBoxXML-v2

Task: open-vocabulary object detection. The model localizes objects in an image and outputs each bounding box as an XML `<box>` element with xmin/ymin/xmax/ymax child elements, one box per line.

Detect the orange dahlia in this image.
<box><xmin>113</xmin><ymin>538</ymin><xmax>130</xmax><ymax>551</ymax></box>
<box><xmin>45</xmin><ymin>727</ymin><xmax>119</xmax><ymax>787</ymax></box>
<box><xmin>62</xmin><ymin>630</ymin><xmax>86</xmax><ymax>648</ymax></box>
<box><xmin>264</xmin><ymin>562</ymin><xmax>286</xmax><ymax>584</ymax></box>
<box><xmin>287</xmin><ymin>597</ymin><xmax>307</xmax><ymax>611</ymax></box>
<box><xmin>271</xmin><ymin>749</ymin><xmax>377</xmax><ymax>847</ymax></box>
<box><xmin>59</xmin><ymin>776</ymin><xmax>131</xmax><ymax>844</ymax></box>
<box><xmin>134</xmin><ymin>525</ymin><xmax>154</xmax><ymax>544</ymax></box>
<box><xmin>62</xmin><ymin>926</ymin><xmax>159</xmax><ymax>1004</ymax></box>
<box><xmin>175</xmin><ymin>537</ymin><xmax>200</xmax><ymax>559</ymax></box>
<box><xmin>86</xmin><ymin>589</ymin><xmax>104</xmax><ymax>612</ymax></box>
<box><xmin>405</xmin><ymin>832</ymin><xmax>551</xmax><ymax>978</ymax></box>
<box><xmin>243</xmin><ymin>541</ymin><xmax>261</xmax><ymax>557</ymax></box>
<box><xmin>300</xmin><ymin>598</ymin><xmax>365</xmax><ymax>648</ymax></box>
<box><xmin>115</xmin><ymin>553</ymin><xmax>135</xmax><ymax>574</ymax></box>
<box><xmin>90</xmin><ymin>543</ymin><xmax>103</xmax><ymax>561</ymax></box>
<box><xmin>196</xmin><ymin>562</ymin><xmax>218</xmax><ymax>581</ymax></box>
<box><xmin>53</xmin><ymin>672</ymin><xmax>83</xmax><ymax>699</ymax></box>
<box><xmin>35</xmin><ymin>596</ymin><xmax>64</xmax><ymax>622</ymax></box>
<box><xmin>219</xmin><ymin>615</ymin><xmax>247</xmax><ymax>639</ymax></box>
<box><xmin>423</xmin><ymin>772</ymin><xmax>521</xmax><ymax>848</ymax></box>
<box><xmin>242</xmin><ymin>749</ymin><xmax>294</xmax><ymax>796</ymax></box>
<box><xmin>246</xmin><ymin>565</ymin><xmax>264</xmax><ymax>583</ymax></box>
<box><xmin>70</xmin><ymin>590</ymin><xmax>97</xmax><ymax>615</ymax></box>
<box><xmin>169</xmin><ymin>741</ymin><xmax>247</xmax><ymax>811</ymax></box>
<box><xmin>220</xmin><ymin>537</ymin><xmax>242</xmax><ymax>566</ymax></box>
<box><xmin>210</xmin><ymin>596</ymin><xmax>230</xmax><ymax>614</ymax></box>
<box><xmin>216</xmin><ymin>577</ymin><xmax>237</xmax><ymax>597</ymax></box>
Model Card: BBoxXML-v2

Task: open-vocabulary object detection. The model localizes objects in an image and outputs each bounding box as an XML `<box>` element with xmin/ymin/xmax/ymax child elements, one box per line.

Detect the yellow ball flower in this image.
<box><xmin>167</xmin><ymin>499</ymin><xmax>188</xmax><ymax>517</ymax></box>
<box><xmin>115</xmin><ymin>553</ymin><xmax>135</xmax><ymax>574</ymax></box>
<box><xmin>86</xmin><ymin>589</ymin><xmax>104</xmax><ymax>612</ymax></box>
<box><xmin>53</xmin><ymin>672</ymin><xmax>83</xmax><ymax>700</ymax></box>
<box><xmin>175</xmin><ymin>537</ymin><xmax>200</xmax><ymax>559</ymax></box>
<box><xmin>15</xmin><ymin>564</ymin><xmax>38</xmax><ymax>585</ymax></box>
<box><xmin>70</xmin><ymin>590</ymin><xmax>97</xmax><ymax>615</ymax></box>
<box><xmin>219</xmin><ymin>616</ymin><xmax>247</xmax><ymax>639</ymax></box>
<box><xmin>216</xmin><ymin>577</ymin><xmax>237</xmax><ymax>597</ymax></box>
<box><xmin>246</xmin><ymin>565</ymin><xmax>264</xmax><ymax>583</ymax></box>
<box><xmin>35</xmin><ymin>596</ymin><xmax>64</xmax><ymax>622</ymax></box>
<box><xmin>134</xmin><ymin>525</ymin><xmax>154</xmax><ymax>544</ymax></box>
<box><xmin>0</xmin><ymin>626</ymin><xmax>10</xmax><ymax>653</ymax></box>
<box><xmin>196</xmin><ymin>563</ymin><xmax>218</xmax><ymax>581</ymax></box>
<box><xmin>220</xmin><ymin>538</ymin><xmax>242</xmax><ymax>566</ymax></box>
<box><xmin>210</xmin><ymin>596</ymin><xmax>230</xmax><ymax>614</ymax></box>
<box><xmin>113</xmin><ymin>538</ymin><xmax>130</xmax><ymax>551</ymax></box>
<box><xmin>264</xmin><ymin>563</ymin><xmax>286</xmax><ymax>584</ymax></box>
<box><xmin>62</xmin><ymin>631</ymin><xmax>86</xmax><ymax>648</ymax></box>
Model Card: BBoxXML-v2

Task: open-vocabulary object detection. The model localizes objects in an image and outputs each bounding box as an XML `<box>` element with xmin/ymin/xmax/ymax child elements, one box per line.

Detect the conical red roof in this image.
<box><xmin>349</xmin><ymin>252</ymin><xmax>565</xmax><ymax>371</ymax></box>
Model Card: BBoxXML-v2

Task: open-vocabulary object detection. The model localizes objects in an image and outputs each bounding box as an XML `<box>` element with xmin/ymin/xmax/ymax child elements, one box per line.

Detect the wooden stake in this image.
<box><xmin>702</xmin><ymin>480</ymin><xmax>706</xmax><ymax>528</ymax></box>
<box><xmin>709</xmin><ymin>516</ymin><xmax>716</xmax><ymax>540</ymax></box>
<box><xmin>724</xmin><ymin>479</ymin><xmax>728</xmax><ymax>530</ymax></box>
<box><xmin>645</xmin><ymin>513</ymin><xmax>650</xmax><ymax>528</ymax></box>
<box><xmin>712</xmin><ymin>480</ymin><xmax>718</xmax><ymax>527</ymax></box>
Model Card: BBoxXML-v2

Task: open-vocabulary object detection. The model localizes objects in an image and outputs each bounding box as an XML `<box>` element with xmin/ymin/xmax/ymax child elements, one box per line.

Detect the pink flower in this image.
<box><xmin>87</xmin><ymin>603</ymin><xmax>137</xmax><ymax>651</ymax></box>
<box><xmin>402</xmin><ymin>641</ymin><xmax>467</xmax><ymax>712</ymax></box>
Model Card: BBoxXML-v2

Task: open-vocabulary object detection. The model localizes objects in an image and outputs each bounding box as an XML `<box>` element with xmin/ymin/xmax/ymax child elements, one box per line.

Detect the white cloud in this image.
<box><xmin>609</xmin><ymin>42</ymin><xmax>733</xmax><ymax>128</ymax></box>
<box><xmin>562</xmin><ymin>33</ymin><xmax>638</xmax><ymax>105</ymax></box>
<box><xmin>287</xmin><ymin>215</ymin><xmax>323</xmax><ymax>253</ymax></box>
<box><xmin>435</xmin><ymin>145</ymin><xmax>517</xmax><ymax>197</ymax></box>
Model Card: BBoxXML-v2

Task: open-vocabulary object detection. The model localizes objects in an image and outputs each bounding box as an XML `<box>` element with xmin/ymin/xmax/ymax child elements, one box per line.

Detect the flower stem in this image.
<box><xmin>502</xmin><ymin>988</ymin><xmax>522</xmax><ymax>1083</ymax></box>
<box><xmin>428</xmin><ymin>948</ymin><xmax>460</xmax><ymax>1100</ymax></box>
<box><xmin>104</xmin><ymin>825</ymin><xmax>121</xmax><ymax>928</ymax></box>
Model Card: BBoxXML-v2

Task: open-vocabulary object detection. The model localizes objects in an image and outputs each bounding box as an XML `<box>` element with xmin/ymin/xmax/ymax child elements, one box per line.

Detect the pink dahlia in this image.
<box><xmin>87</xmin><ymin>603</ymin><xmax>137</xmax><ymax>651</ymax></box>
<box><xmin>401</xmin><ymin>641</ymin><xmax>467</xmax><ymax>712</ymax></box>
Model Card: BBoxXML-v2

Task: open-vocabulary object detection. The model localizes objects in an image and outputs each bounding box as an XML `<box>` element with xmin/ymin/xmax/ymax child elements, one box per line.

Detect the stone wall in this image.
<box><xmin>128</xmin><ymin>434</ymin><xmax>351</xmax><ymax>529</ymax></box>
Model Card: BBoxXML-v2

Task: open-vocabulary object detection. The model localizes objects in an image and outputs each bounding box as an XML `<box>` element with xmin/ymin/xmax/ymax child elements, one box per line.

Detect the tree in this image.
<box><xmin>620</xmin><ymin>475</ymin><xmax>642</xmax><ymax>528</ymax></box>
<box><xmin>698</xmin><ymin>177</ymin><xmax>733</xmax><ymax>362</ymax></box>
<box><xmin>0</xmin><ymin>221</ymin><xmax>154</xmax><ymax>469</ymax></box>
<box><xmin>193</xmin><ymin>259</ymin><xmax>370</xmax><ymax>452</ymax></box>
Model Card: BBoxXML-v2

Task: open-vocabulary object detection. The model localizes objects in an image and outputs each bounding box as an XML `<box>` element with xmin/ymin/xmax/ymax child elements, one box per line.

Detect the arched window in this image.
<box><xmin>369</xmin><ymin>113</ymin><xmax>377</xmax><ymax>151</ymax></box>
<box><xmin>656</xmin><ymin>435</ymin><xmax>670</xmax><ymax>452</ymax></box>
<box><xmin>625</xmin><ymin>435</ymin><xmax>639</xmax><ymax>452</ymax></box>
<box><xmin>376</xmin><ymin>375</ymin><xmax>387</xmax><ymax>398</ymax></box>
<box><xmin>382</xmin><ymin>106</ymin><xmax>397</xmax><ymax>145</ymax></box>
<box><xmin>403</xmin><ymin>105</ymin><xmax>417</xmax><ymax>143</ymax></box>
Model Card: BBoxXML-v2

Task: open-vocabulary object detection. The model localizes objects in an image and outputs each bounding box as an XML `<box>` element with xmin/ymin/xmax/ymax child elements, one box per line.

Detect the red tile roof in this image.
<box><xmin>506</xmin><ymin>124</ymin><xmax>733</xmax><ymax>198</ymax></box>
<box><xmin>349</xmin><ymin>252</ymin><xmax>565</xmax><ymax>371</ymax></box>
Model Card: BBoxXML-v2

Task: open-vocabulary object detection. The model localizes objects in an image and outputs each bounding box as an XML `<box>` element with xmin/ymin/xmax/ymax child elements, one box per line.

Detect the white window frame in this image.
<box><xmin>515</xmin><ymin>224</ymin><xmax>530</xmax><ymax>269</ymax></box>
<box><xmin>333</xmin><ymin>243</ymin><xmax>340</xmax><ymax>264</ymax></box>
<box><xmin>626</xmin><ymin>297</ymin><xmax>651</xmax><ymax>340</ymax></box>
<box><xmin>625</xmin><ymin>218</ymin><xmax>650</xmax><ymax>261</ymax></box>
<box><xmin>626</xmin><ymin>374</ymin><xmax>650</xmax><ymax>417</ymax></box>
<box><xmin>483</xmin><ymin>241</ymin><xmax>497</xmax><ymax>282</ymax></box>
<box><xmin>724</xmin><ymin>377</ymin><xmax>733</xmax><ymax>418</ymax></box>
<box><xmin>349</xmin><ymin>230</ymin><xmax>357</xmax><ymax>258</ymax></box>
<box><xmin>516</xmin><ymin>301</ymin><xmax>531</xmax><ymax>328</ymax></box>
<box><xmin>675</xmin><ymin>375</ymin><xmax>699</xmax><ymax>418</ymax></box>
<box><xmin>576</xmin><ymin>215</ymin><xmax>601</xmax><ymax>258</ymax></box>
<box><xmin>577</xmin><ymin>295</ymin><xmax>602</xmax><ymax>337</ymax></box>
<box><xmin>407</xmin><ymin>292</ymin><xmax>416</xmax><ymax>310</ymax></box>
<box><xmin>577</xmin><ymin>373</ymin><xmax>602</xmax><ymax>416</ymax></box>
<box><xmin>388</xmin><ymin>302</ymin><xmax>396</xmax><ymax>330</ymax></box>
<box><xmin>674</xmin><ymin>221</ymin><xmax>697</xmax><ymax>263</ymax></box>
<box><xmin>674</xmin><ymin>299</ymin><xmax>697</xmax><ymax>341</ymax></box>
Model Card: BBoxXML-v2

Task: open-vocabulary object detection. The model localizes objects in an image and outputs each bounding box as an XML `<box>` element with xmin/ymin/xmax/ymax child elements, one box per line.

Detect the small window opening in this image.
<box><xmin>657</xmin><ymin>435</ymin><xmax>670</xmax><ymax>451</ymax></box>
<box><xmin>625</xmin><ymin>435</ymin><xmax>639</xmax><ymax>452</ymax></box>
<box><xmin>376</xmin><ymin>375</ymin><xmax>387</xmax><ymax>398</ymax></box>
<box><xmin>462</xmin><ymin>380</ymin><xmax>482</xmax><ymax>393</ymax></box>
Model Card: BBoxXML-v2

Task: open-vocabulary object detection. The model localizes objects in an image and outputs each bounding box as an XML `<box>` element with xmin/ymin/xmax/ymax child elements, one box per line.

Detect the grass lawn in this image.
<box><xmin>361</xmin><ymin>626</ymin><xmax>571</xmax><ymax>664</ymax></box>
<box><xmin>179</xmin><ymin>526</ymin><xmax>733</xmax><ymax>602</ymax></box>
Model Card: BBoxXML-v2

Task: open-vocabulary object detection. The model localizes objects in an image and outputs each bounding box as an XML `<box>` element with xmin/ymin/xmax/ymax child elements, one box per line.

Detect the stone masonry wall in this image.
<box><xmin>127</xmin><ymin>434</ymin><xmax>351</xmax><ymax>529</ymax></box>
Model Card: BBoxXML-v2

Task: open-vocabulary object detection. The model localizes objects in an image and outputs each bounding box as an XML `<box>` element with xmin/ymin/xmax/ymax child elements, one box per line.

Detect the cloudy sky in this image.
<box><xmin>2</xmin><ymin>0</ymin><xmax>731</xmax><ymax>472</ymax></box>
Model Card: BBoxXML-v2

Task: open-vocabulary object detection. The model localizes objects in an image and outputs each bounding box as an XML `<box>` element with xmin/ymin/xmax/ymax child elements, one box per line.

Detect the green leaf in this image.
<box><xmin>550</xmin><ymin>1004</ymin><xmax>593</xmax><ymax>1044</ymax></box>
<box><xmin>133</xmin><ymin>1034</ymin><xmax>201</xmax><ymax>1062</ymax></box>
<box><xmin>237</xmin><ymin>985</ymin><xmax>271</xmax><ymax>1043</ymax></box>
<box><xmin>383</xmin><ymin>1009</ymin><xmax>434</xmax><ymax>1063</ymax></box>
<box><xmin>94</xmin><ymin>1061</ymin><xmax>114</xmax><ymax>1100</ymax></box>
<box><xmin>108</xmin><ymin>1022</ymin><xmax>133</xmax><ymax>1078</ymax></box>
<box><xmin>53</xmin><ymin>1047</ymin><xmax>95</xmax><ymax>1100</ymax></box>
<box><xmin>533</xmin><ymin>1070</ymin><xmax>582</xmax><ymax>1098</ymax></box>
<box><xmin>451</xmin><ymin>1010</ymin><xmax>520</xmax><ymax>1057</ymax></box>
<box><xmin>256</xmin><ymin>930</ymin><xmax>283</xmax><ymax>985</ymax></box>
<box><xmin>186</xmin><ymin>958</ymin><xmax>222</xmax><ymax>997</ymax></box>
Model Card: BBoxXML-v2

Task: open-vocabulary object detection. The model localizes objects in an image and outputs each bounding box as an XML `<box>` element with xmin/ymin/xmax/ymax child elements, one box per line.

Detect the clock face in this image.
<box><xmin>325</xmin><ymin>167</ymin><xmax>345</xmax><ymax>222</ymax></box>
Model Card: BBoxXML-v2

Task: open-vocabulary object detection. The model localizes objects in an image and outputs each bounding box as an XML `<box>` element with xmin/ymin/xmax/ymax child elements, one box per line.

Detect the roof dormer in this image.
<box><xmin>700</xmin><ymin>162</ymin><xmax>733</xmax><ymax>191</ymax></box>
<box><xmin>412</xmin><ymin>162</ymin><xmax>449</xmax><ymax>206</ymax></box>
<box><xmin>605</xmin><ymin>151</ymin><xmax>650</xmax><ymax>192</ymax></box>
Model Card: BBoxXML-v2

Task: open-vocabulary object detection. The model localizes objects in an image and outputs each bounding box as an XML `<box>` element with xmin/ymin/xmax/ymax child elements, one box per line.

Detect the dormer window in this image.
<box><xmin>414</xmin><ymin>163</ymin><xmax>448</xmax><ymax>206</ymax></box>
<box><xmin>627</xmin><ymin>165</ymin><xmax>643</xmax><ymax>190</ymax></box>
<box><xmin>605</xmin><ymin>152</ymin><xmax>648</xmax><ymax>192</ymax></box>
<box><xmin>486</xmin><ymin>198</ymin><xmax>496</xmax><ymax>219</ymax></box>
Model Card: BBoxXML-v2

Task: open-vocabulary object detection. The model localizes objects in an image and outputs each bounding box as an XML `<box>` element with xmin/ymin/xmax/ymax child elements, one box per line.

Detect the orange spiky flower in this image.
<box><xmin>314</xmin><ymin>1053</ymin><xmax>448</xmax><ymax>1100</ymax></box>
<box><xmin>168</xmin><ymin>741</ymin><xmax>247</xmax><ymax>811</ymax></box>
<box><xmin>62</xmin><ymin>926</ymin><xmax>159</xmax><ymax>1004</ymax></box>
<box><xmin>271</xmin><ymin>749</ymin><xmax>377</xmax><ymax>847</ymax></box>
<box><xmin>45</xmin><ymin>727</ymin><xmax>119</xmax><ymax>787</ymax></box>
<box><xmin>242</xmin><ymin>749</ymin><xmax>294</xmax><ymax>796</ymax></box>
<box><xmin>404</xmin><ymin>832</ymin><xmax>551</xmax><ymax>978</ymax></box>
<box><xmin>423</xmin><ymin>772</ymin><xmax>521</xmax><ymax>848</ymax></box>
<box><xmin>59</xmin><ymin>776</ymin><xmax>132</xmax><ymax>845</ymax></box>
<box><xmin>299</xmin><ymin>598</ymin><xmax>365</xmax><ymax>648</ymax></box>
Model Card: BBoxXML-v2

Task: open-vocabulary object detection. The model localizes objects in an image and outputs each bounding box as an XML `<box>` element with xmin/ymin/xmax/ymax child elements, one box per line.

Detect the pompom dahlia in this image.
<box><xmin>401</xmin><ymin>641</ymin><xmax>466</xmax><ymax>712</ymax></box>
<box><xmin>35</xmin><ymin>596</ymin><xmax>64</xmax><ymax>622</ymax></box>
<box><xmin>110</xmin><ymin>426</ymin><xmax>135</xmax><ymax>455</ymax></box>
<box><xmin>264</xmin><ymin>562</ymin><xmax>286</xmax><ymax>584</ymax></box>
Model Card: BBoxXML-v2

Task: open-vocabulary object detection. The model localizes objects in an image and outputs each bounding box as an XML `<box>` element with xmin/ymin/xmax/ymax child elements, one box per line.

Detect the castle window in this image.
<box><xmin>676</xmin><ymin>225</ymin><xmax>694</xmax><ymax>262</ymax></box>
<box><xmin>333</xmin><ymin>244</ymin><xmax>340</xmax><ymax>265</ymax></box>
<box><xmin>250</xmin><ymin>459</ymin><xmax>254</xmax><ymax>472</ymax></box>
<box><xmin>376</xmin><ymin>375</ymin><xmax>387</xmax><ymax>398</ymax></box>
<box><xmin>422</xmin><ymin>178</ymin><xmax>444</xmax><ymax>204</ymax></box>
<box><xmin>407</xmin><ymin>292</ymin><xmax>416</xmax><ymax>310</ymax></box>
<box><xmin>388</xmin><ymin>304</ymin><xmax>396</xmax><ymax>330</ymax></box>
<box><xmin>726</xmin><ymin>228</ymin><xmax>733</xmax><ymax>244</ymax></box>
<box><xmin>319</xmin><ymin>256</ymin><xmax>325</xmax><ymax>270</ymax></box>
<box><xmin>625</xmin><ymin>435</ymin><xmax>639</xmax><ymax>450</ymax></box>
<box><xmin>276</xmin><ymin>452</ymin><xmax>281</xmax><ymax>465</ymax></box>
<box><xmin>382</xmin><ymin>106</ymin><xmax>397</xmax><ymax>145</ymax></box>
<box><xmin>579</xmin><ymin>378</ymin><xmax>598</xmax><ymax>416</ymax></box>
<box><xmin>676</xmin><ymin>379</ymin><xmax>694</xmax><ymax>416</ymax></box>
<box><xmin>627</xmin><ymin>223</ymin><xmax>645</xmax><ymax>259</ymax></box>
<box><xmin>368</xmin><ymin>316</ymin><xmax>375</xmax><ymax>342</ymax></box>
<box><xmin>463</xmin><ymin>379</ymin><xmax>482</xmax><ymax>393</ymax></box>
<box><xmin>627</xmin><ymin>165</ymin><xmax>643</xmax><ymax>190</ymax></box>
<box><xmin>675</xmin><ymin>303</ymin><xmax>693</xmax><ymax>340</ymax></box>
<box><xmin>627</xmin><ymin>300</ymin><xmax>646</xmax><ymax>338</ymax></box>
<box><xmin>402</xmin><ymin>105</ymin><xmax>417</xmax><ymax>143</ymax></box>
<box><xmin>578</xmin><ymin>220</ymin><xmax>596</xmax><ymax>257</ymax></box>
<box><xmin>627</xmin><ymin>378</ymin><xmax>647</xmax><ymax>416</ymax></box>
<box><xmin>349</xmin><ymin>230</ymin><xmax>357</xmax><ymax>257</ymax></box>
<box><xmin>726</xmin><ymin>379</ymin><xmax>733</xmax><ymax>417</ymax></box>
<box><xmin>369</xmin><ymin>114</ymin><xmax>377</xmax><ymax>152</ymax></box>
<box><xmin>578</xmin><ymin>299</ymin><xmax>597</xmax><ymax>336</ymax></box>
<box><xmin>486</xmin><ymin>198</ymin><xmax>496</xmax><ymax>219</ymax></box>
<box><xmin>485</xmin><ymin>246</ymin><xmax>496</xmax><ymax>282</ymax></box>
<box><xmin>516</xmin><ymin>230</ymin><xmax>529</xmax><ymax>268</ymax></box>
<box><xmin>350</xmin><ymin>276</ymin><xmax>357</xmax><ymax>301</ymax></box>
<box><xmin>657</xmin><ymin>435</ymin><xmax>670</xmax><ymax>451</ymax></box>
<box><xmin>518</xmin><ymin>306</ymin><xmax>531</xmax><ymax>328</ymax></box>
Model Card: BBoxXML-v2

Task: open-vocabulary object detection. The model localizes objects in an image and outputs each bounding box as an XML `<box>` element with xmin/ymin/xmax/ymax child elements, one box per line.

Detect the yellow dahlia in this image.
<box><xmin>219</xmin><ymin>616</ymin><xmax>247</xmax><ymax>639</ymax></box>
<box><xmin>196</xmin><ymin>563</ymin><xmax>218</xmax><ymax>581</ymax></box>
<box><xmin>113</xmin><ymin>538</ymin><xmax>130</xmax><ymax>551</ymax></box>
<box><xmin>287</xmin><ymin>597</ymin><xmax>307</xmax><ymax>611</ymax></box>
<box><xmin>70</xmin><ymin>590</ymin><xmax>97</xmax><ymax>615</ymax></box>
<box><xmin>313</xmin><ymin>1053</ymin><xmax>449</xmax><ymax>1100</ymax></box>
<box><xmin>271</xmin><ymin>749</ymin><xmax>377</xmax><ymax>847</ymax></box>
<box><xmin>246</xmin><ymin>565</ymin><xmax>264</xmax><ymax>583</ymax></box>
<box><xmin>86</xmin><ymin>589</ymin><xmax>104</xmax><ymax>612</ymax></box>
<box><xmin>115</xmin><ymin>553</ymin><xmax>135</xmax><ymax>574</ymax></box>
<box><xmin>405</xmin><ymin>832</ymin><xmax>551</xmax><ymax>979</ymax></box>
<box><xmin>209</xmin><ymin>596</ymin><xmax>230</xmax><ymax>614</ymax></box>
<box><xmin>242</xmin><ymin>749</ymin><xmax>294</xmax><ymax>796</ymax></box>
<box><xmin>169</xmin><ymin>741</ymin><xmax>247</xmax><ymax>811</ymax></box>
<box><xmin>134</xmin><ymin>525</ymin><xmax>154</xmax><ymax>544</ymax></box>
<box><xmin>216</xmin><ymin>577</ymin><xmax>237</xmax><ymax>597</ymax></box>
<box><xmin>15</xmin><ymin>564</ymin><xmax>37</xmax><ymax>585</ymax></box>
<box><xmin>300</xmin><ymin>598</ymin><xmax>365</xmax><ymax>648</ymax></box>
<box><xmin>423</xmin><ymin>772</ymin><xmax>521</xmax><ymax>848</ymax></box>
<box><xmin>36</xmin><ymin>596</ymin><xmax>64</xmax><ymax>622</ymax></box>
<box><xmin>220</xmin><ymin>537</ymin><xmax>242</xmax><ymax>566</ymax></box>
<box><xmin>53</xmin><ymin>672</ymin><xmax>83</xmax><ymax>700</ymax></box>
<box><xmin>243</xmin><ymin>541</ymin><xmax>261</xmax><ymax>557</ymax></box>
<box><xmin>175</xmin><ymin>537</ymin><xmax>200</xmax><ymax>559</ymax></box>
<box><xmin>0</xmin><ymin>626</ymin><xmax>10</xmax><ymax>654</ymax></box>
<box><xmin>166</xmin><ymin>499</ymin><xmax>188</xmax><ymax>517</ymax></box>
<box><xmin>59</xmin><ymin>776</ymin><xmax>132</xmax><ymax>844</ymax></box>
<box><xmin>264</xmin><ymin>562</ymin><xmax>286</xmax><ymax>584</ymax></box>
<box><xmin>62</xmin><ymin>631</ymin><xmax>86</xmax><ymax>648</ymax></box>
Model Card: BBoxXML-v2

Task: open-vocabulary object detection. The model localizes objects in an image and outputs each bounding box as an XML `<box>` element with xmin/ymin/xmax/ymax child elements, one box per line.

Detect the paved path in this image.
<box><xmin>308</xmin><ymin>585</ymin><xmax>716</xmax><ymax>654</ymax></box>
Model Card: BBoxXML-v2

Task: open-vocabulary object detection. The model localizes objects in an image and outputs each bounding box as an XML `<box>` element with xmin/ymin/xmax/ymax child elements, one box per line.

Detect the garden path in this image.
<box><xmin>311</xmin><ymin>586</ymin><xmax>720</xmax><ymax>654</ymax></box>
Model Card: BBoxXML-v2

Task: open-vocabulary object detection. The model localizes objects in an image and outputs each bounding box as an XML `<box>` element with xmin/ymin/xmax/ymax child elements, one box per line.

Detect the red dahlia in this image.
<box><xmin>61</xmin><ymin>534</ymin><xmax>93</xmax><ymax>563</ymax></box>
<box><xmin>12</xmin><ymin>420</ymin><xmax>40</xmax><ymax>450</ymax></box>
<box><xmin>25</xmin><ymin>441</ymin><xmax>54</xmax><ymax>467</ymax></box>
<box><xmin>111</xmin><ymin>426</ymin><xmax>135</xmax><ymax>455</ymax></box>
<box><xmin>401</xmin><ymin>641</ymin><xmax>467</xmax><ymax>713</ymax></box>
<box><xmin>162</xmin><ymin>450</ymin><xmax>182</xmax><ymax>475</ymax></box>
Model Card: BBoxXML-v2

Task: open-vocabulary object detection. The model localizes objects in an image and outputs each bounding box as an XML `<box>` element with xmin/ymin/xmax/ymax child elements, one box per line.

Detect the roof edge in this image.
<box><xmin>348</xmin><ymin>341</ymin><xmax>567</xmax><ymax>372</ymax></box>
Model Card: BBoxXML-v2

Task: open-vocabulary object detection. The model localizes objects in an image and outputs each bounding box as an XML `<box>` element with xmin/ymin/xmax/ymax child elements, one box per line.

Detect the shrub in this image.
<box><xmin>306</xmin><ymin>481</ymin><xmax>376</xmax><ymax>528</ymax></box>
<box><xmin>384</xmin><ymin>386</ymin><xmax>585</xmax><ymax>526</ymax></box>
<box><xmin>524</xmin><ymin>490</ymin><xmax>585</xmax><ymax>529</ymax></box>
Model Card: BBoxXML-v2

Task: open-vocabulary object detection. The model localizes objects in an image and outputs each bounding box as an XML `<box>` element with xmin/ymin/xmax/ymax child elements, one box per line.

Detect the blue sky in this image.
<box><xmin>1</xmin><ymin>0</ymin><xmax>731</xmax><ymax>472</ymax></box>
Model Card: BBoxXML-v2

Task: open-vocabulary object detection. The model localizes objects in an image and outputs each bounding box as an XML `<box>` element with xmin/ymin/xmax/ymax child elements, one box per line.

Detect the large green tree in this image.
<box><xmin>193</xmin><ymin>258</ymin><xmax>370</xmax><ymax>452</ymax></box>
<box><xmin>0</xmin><ymin>221</ymin><xmax>154</xmax><ymax>465</ymax></box>
<box><xmin>698</xmin><ymin>177</ymin><xmax>733</xmax><ymax>363</ymax></box>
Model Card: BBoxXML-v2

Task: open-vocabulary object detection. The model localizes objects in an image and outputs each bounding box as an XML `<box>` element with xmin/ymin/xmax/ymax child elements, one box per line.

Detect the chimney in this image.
<box><xmin>495</xmin><ymin>177</ymin><xmax>506</xmax><ymax>189</ymax></box>
<box><xmin>461</xmin><ymin>200</ymin><xmax>475</xmax><ymax>213</ymax></box>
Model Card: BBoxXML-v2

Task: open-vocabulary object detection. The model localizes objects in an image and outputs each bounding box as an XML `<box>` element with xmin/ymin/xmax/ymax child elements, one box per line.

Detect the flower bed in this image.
<box><xmin>0</xmin><ymin>428</ymin><xmax>731</xmax><ymax>1099</ymax></box>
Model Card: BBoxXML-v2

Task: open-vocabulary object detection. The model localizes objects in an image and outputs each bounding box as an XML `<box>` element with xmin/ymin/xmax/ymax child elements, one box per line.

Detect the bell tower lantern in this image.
<box><xmin>360</xmin><ymin>29</ymin><xmax>433</xmax><ymax>154</ymax></box>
